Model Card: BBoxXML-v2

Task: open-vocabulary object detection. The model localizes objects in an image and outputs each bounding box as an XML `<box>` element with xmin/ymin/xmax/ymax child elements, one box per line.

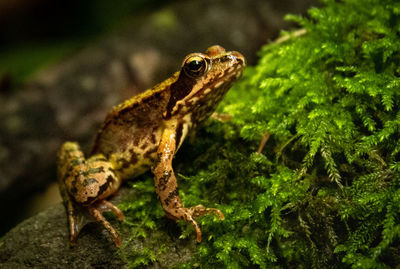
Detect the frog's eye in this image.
<box><xmin>183</xmin><ymin>56</ymin><xmax>208</xmax><ymax>77</ymax></box>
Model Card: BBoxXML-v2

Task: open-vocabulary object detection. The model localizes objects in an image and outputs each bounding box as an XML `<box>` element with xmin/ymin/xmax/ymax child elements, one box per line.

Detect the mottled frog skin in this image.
<box><xmin>57</xmin><ymin>45</ymin><xmax>245</xmax><ymax>247</ymax></box>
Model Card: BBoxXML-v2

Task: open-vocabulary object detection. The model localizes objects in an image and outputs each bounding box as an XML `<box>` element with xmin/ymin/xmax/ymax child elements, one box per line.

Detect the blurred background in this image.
<box><xmin>0</xmin><ymin>0</ymin><xmax>317</xmax><ymax>235</ymax></box>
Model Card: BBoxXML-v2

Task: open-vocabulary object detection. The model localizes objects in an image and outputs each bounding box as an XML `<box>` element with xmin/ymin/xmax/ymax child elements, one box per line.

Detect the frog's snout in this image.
<box><xmin>229</xmin><ymin>51</ymin><xmax>246</xmax><ymax>67</ymax></box>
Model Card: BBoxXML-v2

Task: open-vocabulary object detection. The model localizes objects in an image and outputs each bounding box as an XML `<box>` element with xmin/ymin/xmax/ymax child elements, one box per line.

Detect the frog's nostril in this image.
<box><xmin>230</xmin><ymin>51</ymin><xmax>245</xmax><ymax>66</ymax></box>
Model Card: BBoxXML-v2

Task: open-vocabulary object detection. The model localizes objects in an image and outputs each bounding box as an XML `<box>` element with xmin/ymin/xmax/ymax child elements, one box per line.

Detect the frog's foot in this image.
<box><xmin>87</xmin><ymin>200</ymin><xmax>124</xmax><ymax>247</ymax></box>
<box><xmin>94</xmin><ymin>199</ymin><xmax>124</xmax><ymax>221</ymax></box>
<box><xmin>169</xmin><ymin>205</ymin><xmax>224</xmax><ymax>243</ymax></box>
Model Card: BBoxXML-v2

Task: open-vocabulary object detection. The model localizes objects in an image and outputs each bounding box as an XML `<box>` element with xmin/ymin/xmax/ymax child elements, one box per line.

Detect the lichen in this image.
<box><xmin>120</xmin><ymin>0</ymin><xmax>400</xmax><ymax>267</ymax></box>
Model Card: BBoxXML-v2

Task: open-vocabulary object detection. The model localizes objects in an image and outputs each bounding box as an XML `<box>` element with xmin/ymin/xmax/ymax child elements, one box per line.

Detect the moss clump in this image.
<box><xmin>121</xmin><ymin>0</ymin><xmax>400</xmax><ymax>267</ymax></box>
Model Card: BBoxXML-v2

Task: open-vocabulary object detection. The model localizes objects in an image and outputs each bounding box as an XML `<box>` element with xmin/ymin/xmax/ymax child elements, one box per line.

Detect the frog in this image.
<box><xmin>57</xmin><ymin>45</ymin><xmax>245</xmax><ymax>247</ymax></box>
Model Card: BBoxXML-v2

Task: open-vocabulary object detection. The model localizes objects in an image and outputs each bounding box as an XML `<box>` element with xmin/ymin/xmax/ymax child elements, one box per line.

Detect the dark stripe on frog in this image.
<box><xmin>82</xmin><ymin>175</ymin><xmax>115</xmax><ymax>205</ymax></box>
<box><xmin>78</xmin><ymin>167</ymin><xmax>105</xmax><ymax>176</ymax></box>
<box><xmin>163</xmin><ymin>188</ymin><xmax>179</xmax><ymax>206</ymax></box>
<box><xmin>165</xmin><ymin>72</ymin><xmax>197</xmax><ymax>118</ymax></box>
<box><xmin>140</xmin><ymin>142</ymin><xmax>148</xmax><ymax>150</ymax></box>
<box><xmin>69</xmin><ymin>178</ymin><xmax>78</xmax><ymax>196</ymax></box>
<box><xmin>157</xmin><ymin>170</ymin><xmax>172</xmax><ymax>192</ymax></box>
<box><xmin>120</xmin><ymin>150</ymin><xmax>138</xmax><ymax>169</ymax></box>
<box><xmin>174</xmin><ymin>122</ymin><xmax>183</xmax><ymax>150</ymax></box>
<box><xmin>150</xmin><ymin>130</ymin><xmax>157</xmax><ymax>144</ymax></box>
<box><xmin>129</xmin><ymin>148</ymin><xmax>138</xmax><ymax>160</ymax></box>
<box><xmin>70</xmin><ymin>158</ymin><xmax>84</xmax><ymax>166</ymax></box>
<box><xmin>144</xmin><ymin>147</ymin><xmax>157</xmax><ymax>161</ymax></box>
<box><xmin>153</xmin><ymin>152</ymin><xmax>163</xmax><ymax>168</ymax></box>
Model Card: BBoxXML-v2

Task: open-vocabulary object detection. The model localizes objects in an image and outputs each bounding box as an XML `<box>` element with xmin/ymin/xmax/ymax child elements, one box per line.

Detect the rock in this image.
<box><xmin>0</xmin><ymin>188</ymin><xmax>197</xmax><ymax>268</ymax></box>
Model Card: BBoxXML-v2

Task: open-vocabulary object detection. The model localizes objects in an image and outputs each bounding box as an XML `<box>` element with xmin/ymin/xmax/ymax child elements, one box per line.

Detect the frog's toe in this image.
<box><xmin>186</xmin><ymin>215</ymin><xmax>202</xmax><ymax>243</ymax></box>
<box><xmin>187</xmin><ymin>205</ymin><xmax>224</xmax><ymax>242</ymax></box>
<box><xmin>213</xmin><ymin>208</ymin><xmax>225</xmax><ymax>220</ymax></box>
<box><xmin>88</xmin><ymin>204</ymin><xmax>122</xmax><ymax>247</ymax></box>
<box><xmin>189</xmin><ymin>204</ymin><xmax>225</xmax><ymax>220</ymax></box>
<box><xmin>165</xmin><ymin>205</ymin><xmax>224</xmax><ymax>243</ymax></box>
<box><xmin>195</xmin><ymin>224</ymin><xmax>202</xmax><ymax>243</ymax></box>
<box><xmin>95</xmin><ymin>199</ymin><xmax>124</xmax><ymax>221</ymax></box>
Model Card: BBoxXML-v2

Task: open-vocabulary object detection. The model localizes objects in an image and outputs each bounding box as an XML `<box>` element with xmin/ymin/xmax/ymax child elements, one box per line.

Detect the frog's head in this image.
<box><xmin>164</xmin><ymin>45</ymin><xmax>245</xmax><ymax>122</ymax></box>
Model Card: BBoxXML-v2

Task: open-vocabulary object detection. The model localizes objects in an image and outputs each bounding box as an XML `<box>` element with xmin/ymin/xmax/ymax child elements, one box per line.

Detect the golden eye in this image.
<box><xmin>183</xmin><ymin>56</ymin><xmax>207</xmax><ymax>77</ymax></box>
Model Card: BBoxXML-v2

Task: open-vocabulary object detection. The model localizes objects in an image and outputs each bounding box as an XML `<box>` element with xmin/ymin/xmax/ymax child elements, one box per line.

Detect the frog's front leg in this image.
<box><xmin>153</xmin><ymin>123</ymin><xmax>224</xmax><ymax>243</ymax></box>
<box><xmin>57</xmin><ymin>142</ymin><xmax>123</xmax><ymax>247</ymax></box>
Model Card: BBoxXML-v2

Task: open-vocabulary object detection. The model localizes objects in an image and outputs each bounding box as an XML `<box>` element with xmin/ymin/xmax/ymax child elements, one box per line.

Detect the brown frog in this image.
<box><xmin>57</xmin><ymin>45</ymin><xmax>245</xmax><ymax>247</ymax></box>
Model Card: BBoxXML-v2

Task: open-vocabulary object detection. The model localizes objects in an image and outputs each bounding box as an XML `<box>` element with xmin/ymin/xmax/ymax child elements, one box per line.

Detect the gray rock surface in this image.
<box><xmin>0</xmin><ymin>188</ymin><xmax>197</xmax><ymax>268</ymax></box>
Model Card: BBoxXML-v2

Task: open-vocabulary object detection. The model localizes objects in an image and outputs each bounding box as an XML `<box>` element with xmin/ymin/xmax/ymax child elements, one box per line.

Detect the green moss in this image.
<box><xmin>121</xmin><ymin>0</ymin><xmax>400</xmax><ymax>267</ymax></box>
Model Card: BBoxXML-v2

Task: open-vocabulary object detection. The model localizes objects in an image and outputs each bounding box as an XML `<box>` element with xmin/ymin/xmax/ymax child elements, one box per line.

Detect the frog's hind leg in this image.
<box><xmin>60</xmin><ymin>187</ymin><xmax>123</xmax><ymax>247</ymax></box>
<box><xmin>94</xmin><ymin>199</ymin><xmax>124</xmax><ymax>220</ymax></box>
<box><xmin>57</xmin><ymin>142</ymin><xmax>93</xmax><ymax>246</ymax></box>
<box><xmin>57</xmin><ymin>141</ymin><xmax>123</xmax><ymax>247</ymax></box>
<box><xmin>58</xmin><ymin>176</ymin><xmax>91</xmax><ymax>246</ymax></box>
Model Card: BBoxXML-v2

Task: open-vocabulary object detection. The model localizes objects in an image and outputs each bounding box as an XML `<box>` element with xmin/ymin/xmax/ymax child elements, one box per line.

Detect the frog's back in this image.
<box><xmin>91</xmin><ymin>72</ymin><xmax>178</xmax><ymax>177</ymax></box>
